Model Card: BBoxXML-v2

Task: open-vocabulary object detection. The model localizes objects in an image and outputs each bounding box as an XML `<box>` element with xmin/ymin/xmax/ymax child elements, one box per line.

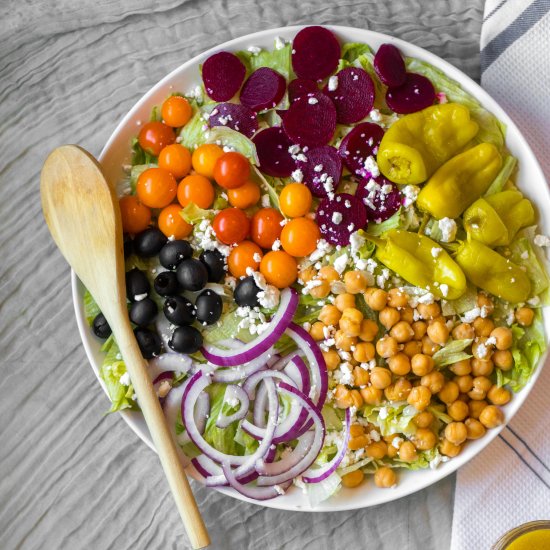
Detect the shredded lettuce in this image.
<box><xmin>179</xmin><ymin>108</ymin><xmax>208</xmax><ymax>149</ymax></box>
<box><xmin>366</xmin><ymin>208</ymin><xmax>406</xmax><ymax>237</ymax></box>
<box><xmin>342</xmin><ymin>42</ymin><xmax>374</xmax><ymax>64</ymax></box>
<box><xmin>485</xmin><ymin>155</ymin><xmax>517</xmax><ymax>196</ymax></box>
<box><xmin>201</xmin><ymin>308</ymin><xmax>256</xmax><ymax>344</ymax></box>
<box><xmin>322</xmin><ymin>405</ymin><xmax>344</xmax><ymax>430</ymax></box>
<box><xmin>252</xmin><ymin>168</ymin><xmax>283</xmax><ymax>210</ymax></box>
<box><xmin>206</xmin><ymin>126</ymin><xmax>259</xmax><ymax>164</ymax></box>
<box><xmin>131</xmin><ymin>137</ymin><xmax>156</xmax><ymax>165</ymax></box>
<box><xmin>181</xmin><ymin>202</ymin><xmax>215</xmax><ymax>224</ymax></box>
<box><xmin>84</xmin><ymin>289</ymin><xmax>100</xmax><ymax>325</ymax></box>
<box><xmin>362</xmin><ymin>402</ymin><xmax>417</xmax><ymax>437</ymax></box>
<box><xmin>337</xmin><ymin>457</ymin><xmax>374</xmax><ymax>477</ymax></box>
<box><xmin>432</xmin><ymin>339</ymin><xmax>473</xmax><ymax>367</ymax></box>
<box><xmin>393</xmin><ymin>447</ymin><xmax>444</xmax><ymax>471</ymax></box>
<box><xmin>129</xmin><ymin>163</ymin><xmax>156</xmax><ymax>192</ymax></box>
<box><xmin>441</xmin><ymin>284</ymin><xmax>478</xmax><ymax>316</ymax></box>
<box><xmin>305</xmin><ymin>472</ymin><xmax>342</xmax><ymax>507</ymax></box>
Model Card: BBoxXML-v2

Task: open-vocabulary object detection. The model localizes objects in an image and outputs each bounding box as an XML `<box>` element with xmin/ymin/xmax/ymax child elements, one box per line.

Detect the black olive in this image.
<box><xmin>176</xmin><ymin>258</ymin><xmax>208</xmax><ymax>292</ymax></box>
<box><xmin>169</xmin><ymin>326</ymin><xmax>203</xmax><ymax>354</ymax></box>
<box><xmin>134</xmin><ymin>228</ymin><xmax>167</xmax><ymax>257</ymax></box>
<box><xmin>234</xmin><ymin>276</ymin><xmax>260</xmax><ymax>307</ymax></box>
<box><xmin>134</xmin><ymin>327</ymin><xmax>162</xmax><ymax>359</ymax></box>
<box><xmin>123</xmin><ymin>234</ymin><xmax>134</xmax><ymax>258</ymax></box>
<box><xmin>92</xmin><ymin>312</ymin><xmax>111</xmax><ymax>339</ymax></box>
<box><xmin>163</xmin><ymin>295</ymin><xmax>196</xmax><ymax>325</ymax></box>
<box><xmin>195</xmin><ymin>289</ymin><xmax>223</xmax><ymax>325</ymax></box>
<box><xmin>159</xmin><ymin>240</ymin><xmax>193</xmax><ymax>270</ymax></box>
<box><xmin>199</xmin><ymin>250</ymin><xmax>226</xmax><ymax>283</ymax></box>
<box><xmin>154</xmin><ymin>271</ymin><xmax>180</xmax><ymax>296</ymax></box>
<box><xmin>129</xmin><ymin>298</ymin><xmax>158</xmax><ymax>326</ymax></box>
<box><xmin>126</xmin><ymin>268</ymin><xmax>150</xmax><ymax>302</ymax></box>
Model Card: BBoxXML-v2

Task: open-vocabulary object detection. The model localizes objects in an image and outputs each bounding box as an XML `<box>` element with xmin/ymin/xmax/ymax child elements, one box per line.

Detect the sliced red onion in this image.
<box><xmin>192</xmin><ymin>454</ymin><xmax>258</xmax><ymax>486</ymax></box>
<box><xmin>283</xmin><ymin>355</ymin><xmax>311</xmax><ymax>396</ymax></box>
<box><xmin>215</xmin><ymin>385</ymin><xmax>250</xmax><ymax>428</ymax></box>
<box><xmin>152</xmin><ymin>370</ymin><xmax>174</xmax><ymax>404</ymax></box>
<box><xmin>266</xmin><ymin>353</ymin><xmax>281</xmax><ymax>368</ymax></box>
<box><xmin>270</xmin><ymin>353</ymin><xmax>296</xmax><ymax>371</ymax></box>
<box><xmin>148</xmin><ymin>353</ymin><xmax>193</xmax><ymax>380</ymax></box>
<box><xmin>163</xmin><ymin>382</ymin><xmax>191</xmax><ymax>466</ymax></box>
<box><xmin>222</xmin><ymin>462</ymin><xmax>291</xmax><ymax>501</ymax></box>
<box><xmin>256</xmin><ymin>431</ymin><xmax>315</xmax><ymax>477</ymax></box>
<box><xmin>195</xmin><ymin>391</ymin><xmax>210</xmax><ymax>435</ymax></box>
<box><xmin>201</xmin><ymin>288</ymin><xmax>298</xmax><ymax>366</ymax></box>
<box><xmin>154</xmin><ymin>314</ymin><xmax>173</xmax><ymax>350</ymax></box>
<box><xmin>302</xmin><ymin>407</ymin><xmax>351</xmax><ymax>483</ymax></box>
<box><xmin>242</xmin><ymin>369</ymin><xmax>296</xmax><ymax>399</ymax></box>
<box><xmin>210</xmin><ymin>347</ymin><xmax>274</xmax><ymax>383</ymax></box>
<box><xmin>253</xmin><ymin>382</ymin><xmax>269</xmax><ymax>428</ymax></box>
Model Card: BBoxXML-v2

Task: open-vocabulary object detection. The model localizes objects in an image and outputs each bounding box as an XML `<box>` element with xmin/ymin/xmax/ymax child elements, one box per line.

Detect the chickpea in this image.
<box><xmin>400</xmin><ymin>306</ymin><xmax>414</xmax><ymax>324</ymax></box>
<box><xmin>465</xmin><ymin>418</ymin><xmax>486</xmax><ymax>439</ymax></box>
<box><xmin>403</xmin><ymin>340</ymin><xmax>423</xmax><ymax>358</ymax></box>
<box><xmin>445</xmin><ymin>422</ymin><xmax>468</xmax><ymax>445</ymax></box>
<box><xmin>413</xmin><ymin>428</ymin><xmax>437</xmax><ymax>450</ymax></box>
<box><xmin>341</xmin><ymin>469</ymin><xmax>365</xmax><ymax>488</ymax></box>
<box><xmin>334</xmin><ymin>330</ymin><xmax>357</xmax><ymax>351</ymax></box>
<box><xmin>487</xmin><ymin>385</ymin><xmax>511</xmax><ymax>406</ymax></box>
<box><xmin>318</xmin><ymin>305</ymin><xmax>342</xmax><ymax>326</ymax></box>
<box><xmin>413</xmin><ymin>411</ymin><xmax>434</xmax><ymax>428</ymax></box>
<box><xmin>340</xmin><ymin>318</ymin><xmax>361</xmax><ymax>338</ymax></box>
<box><xmin>387</xmin><ymin>443</ymin><xmax>399</xmax><ymax>458</ymax></box>
<box><xmin>359</xmin><ymin>319</ymin><xmax>379</xmax><ymax>342</ymax></box>
<box><xmin>342</xmin><ymin>307</ymin><xmax>363</xmax><ymax>324</ymax></box>
<box><xmin>387</xmin><ymin>288</ymin><xmax>409</xmax><ymax>308</ymax></box>
<box><xmin>350</xmin><ymin>424</ymin><xmax>365</xmax><ymax>437</ymax></box>
<box><xmin>407</xmin><ymin>385</ymin><xmax>432</xmax><ymax>411</ymax></box>
<box><xmin>365</xmin><ymin>288</ymin><xmax>387</xmax><ymax>311</ymax></box>
<box><xmin>515</xmin><ymin>307</ymin><xmax>534</xmax><ymax>327</ymax></box>
<box><xmin>490</xmin><ymin>327</ymin><xmax>513</xmax><ymax>350</ymax></box>
<box><xmin>344</xmin><ymin>270</ymin><xmax>368</xmax><ymax>294</ymax></box>
<box><xmin>473</xmin><ymin>376</ymin><xmax>492</xmax><ymax>393</ymax></box>
<box><xmin>348</xmin><ymin>434</ymin><xmax>369</xmax><ymax>450</ymax></box>
<box><xmin>334</xmin><ymin>385</ymin><xmax>353</xmax><ymax>408</ymax></box>
<box><xmin>472</xmin><ymin>338</ymin><xmax>495</xmax><ymax>361</ymax></box>
<box><xmin>353</xmin><ymin>342</ymin><xmax>375</xmax><ymax>363</ymax></box>
<box><xmin>447</xmin><ymin>400</ymin><xmax>469</xmax><ymax>421</ymax></box>
<box><xmin>384</xmin><ymin>384</ymin><xmax>399</xmax><ymax>402</ymax></box>
<box><xmin>353</xmin><ymin>366</ymin><xmax>370</xmax><ymax>387</ymax></box>
<box><xmin>376</xmin><ymin>336</ymin><xmax>399</xmax><ymax>358</ymax></box>
<box><xmin>387</xmin><ymin>353</ymin><xmax>411</xmax><ymax>376</ymax></box>
<box><xmin>440</xmin><ymin>438</ymin><xmax>462</xmax><ymax>457</ymax></box>
<box><xmin>318</xmin><ymin>265</ymin><xmax>339</xmax><ymax>282</ymax></box>
<box><xmin>438</xmin><ymin>381</ymin><xmax>460</xmax><ymax>405</ymax></box>
<box><xmin>379</xmin><ymin>307</ymin><xmax>400</xmax><ymax>330</ymax></box>
<box><xmin>473</xmin><ymin>317</ymin><xmax>495</xmax><ymax>337</ymax></box>
<box><xmin>417</xmin><ymin>302</ymin><xmax>441</xmax><ymax>320</ymax></box>
<box><xmin>335</xmin><ymin>293</ymin><xmax>356</xmax><ymax>312</ymax></box>
<box><xmin>422</xmin><ymin>335</ymin><xmax>440</xmax><ymax>356</ymax></box>
<box><xmin>390</xmin><ymin>321</ymin><xmax>415</xmax><ymax>343</ymax></box>
<box><xmin>299</xmin><ymin>266</ymin><xmax>316</xmax><ymax>283</ymax></box>
<box><xmin>322</xmin><ymin>350</ymin><xmax>340</xmax><ymax>371</ymax></box>
<box><xmin>427</xmin><ymin>320</ymin><xmax>450</xmax><ymax>345</ymax></box>
<box><xmin>468</xmin><ymin>400</ymin><xmax>488</xmax><ymax>420</ymax></box>
<box><xmin>452</xmin><ymin>322</ymin><xmax>475</xmax><ymax>340</ymax></box>
<box><xmin>374</xmin><ymin>466</ymin><xmax>396</xmax><ymax>488</ymax></box>
<box><xmin>471</xmin><ymin>358</ymin><xmax>494</xmax><ymax>377</ymax></box>
<box><xmin>421</xmin><ymin>371</ymin><xmax>445</xmax><ymax>394</ymax></box>
<box><xmin>467</xmin><ymin>387</ymin><xmax>486</xmax><ymax>401</ymax></box>
<box><xmin>449</xmin><ymin>359</ymin><xmax>472</xmax><ymax>376</ymax></box>
<box><xmin>393</xmin><ymin>377</ymin><xmax>412</xmax><ymax>400</ymax></box>
<box><xmin>476</xmin><ymin>292</ymin><xmax>494</xmax><ymax>315</ymax></box>
<box><xmin>454</xmin><ymin>374</ymin><xmax>474</xmax><ymax>393</ymax></box>
<box><xmin>398</xmin><ymin>440</ymin><xmax>418</xmax><ymax>462</ymax></box>
<box><xmin>310</xmin><ymin>279</ymin><xmax>330</xmax><ymax>298</ymax></box>
<box><xmin>366</xmin><ymin>440</ymin><xmax>387</xmax><ymax>459</ymax></box>
<box><xmin>360</xmin><ymin>386</ymin><xmax>382</xmax><ymax>405</ymax></box>
<box><xmin>310</xmin><ymin>321</ymin><xmax>326</xmax><ymax>341</ymax></box>
<box><xmin>411</xmin><ymin>353</ymin><xmax>434</xmax><ymax>376</ymax></box>
<box><xmin>479</xmin><ymin>405</ymin><xmax>504</xmax><ymax>428</ymax></box>
<box><xmin>349</xmin><ymin>389</ymin><xmax>364</xmax><ymax>408</ymax></box>
<box><xmin>370</xmin><ymin>367</ymin><xmax>392</xmax><ymax>390</ymax></box>
<box><xmin>493</xmin><ymin>350</ymin><xmax>513</xmax><ymax>370</ymax></box>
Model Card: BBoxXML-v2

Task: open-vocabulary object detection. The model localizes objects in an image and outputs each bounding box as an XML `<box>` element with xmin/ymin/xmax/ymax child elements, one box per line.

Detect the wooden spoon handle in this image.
<box><xmin>113</xmin><ymin>315</ymin><xmax>210</xmax><ymax>549</ymax></box>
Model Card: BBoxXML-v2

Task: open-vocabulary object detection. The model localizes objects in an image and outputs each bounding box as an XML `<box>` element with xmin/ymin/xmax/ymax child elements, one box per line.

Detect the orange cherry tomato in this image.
<box><xmin>227</xmin><ymin>180</ymin><xmax>261</xmax><ymax>209</ymax></box>
<box><xmin>212</xmin><ymin>208</ymin><xmax>250</xmax><ymax>245</ymax></box>
<box><xmin>136</xmin><ymin>167</ymin><xmax>177</xmax><ymax>209</ymax></box>
<box><xmin>251</xmin><ymin>207</ymin><xmax>284</xmax><ymax>249</ymax></box>
<box><xmin>138</xmin><ymin>121</ymin><xmax>175</xmax><ymax>156</ymax></box>
<box><xmin>280</xmin><ymin>217</ymin><xmax>321</xmax><ymax>257</ymax></box>
<box><xmin>119</xmin><ymin>195</ymin><xmax>151</xmax><ymax>234</ymax></box>
<box><xmin>260</xmin><ymin>251</ymin><xmax>298</xmax><ymax>289</ymax></box>
<box><xmin>279</xmin><ymin>183</ymin><xmax>313</xmax><ymax>218</ymax></box>
<box><xmin>158</xmin><ymin>203</ymin><xmax>192</xmax><ymax>239</ymax></box>
<box><xmin>158</xmin><ymin>144</ymin><xmax>192</xmax><ymax>179</ymax></box>
<box><xmin>228</xmin><ymin>241</ymin><xmax>263</xmax><ymax>278</ymax></box>
<box><xmin>161</xmin><ymin>96</ymin><xmax>192</xmax><ymax>127</ymax></box>
<box><xmin>192</xmin><ymin>144</ymin><xmax>224</xmax><ymax>178</ymax></box>
<box><xmin>177</xmin><ymin>174</ymin><xmax>215</xmax><ymax>209</ymax></box>
<box><xmin>213</xmin><ymin>152</ymin><xmax>250</xmax><ymax>189</ymax></box>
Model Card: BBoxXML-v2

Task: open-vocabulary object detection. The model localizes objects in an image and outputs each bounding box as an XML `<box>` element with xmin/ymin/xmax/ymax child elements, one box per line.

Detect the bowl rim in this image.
<box><xmin>71</xmin><ymin>24</ymin><xmax>550</xmax><ymax>512</ymax></box>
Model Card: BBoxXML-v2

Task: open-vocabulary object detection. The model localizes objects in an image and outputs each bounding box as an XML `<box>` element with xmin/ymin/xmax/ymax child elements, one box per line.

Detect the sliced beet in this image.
<box><xmin>374</xmin><ymin>44</ymin><xmax>406</xmax><ymax>88</ymax></box>
<box><xmin>288</xmin><ymin>78</ymin><xmax>318</xmax><ymax>103</ymax></box>
<box><xmin>292</xmin><ymin>26</ymin><xmax>341</xmax><ymax>81</ymax></box>
<box><xmin>208</xmin><ymin>103</ymin><xmax>258</xmax><ymax>138</ymax></box>
<box><xmin>316</xmin><ymin>193</ymin><xmax>367</xmax><ymax>246</ymax></box>
<box><xmin>338</xmin><ymin>122</ymin><xmax>385</xmax><ymax>177</ymax></box>
<box><xmin>355</xmin><ymin>176</ymin><xmax>403</xmax><ymax>223</ymax></box>
<box><xmin>386</xmin><ymin>73</ymin><xmax>436</xmax><ymax>114</ymax></box>
<box><xmin>239</xmin><ymin>67</ymin><xmax>286</xmax><ymax>112</ymax></box>
<box><xmin>323</xmin><ymin>67</ymin><xmax>375</xmax><ymax>124</ymax></box>
<box><xmin>252</xmin><ymin>127</ymin><xmax>296</xmax><ymax>177</ymax></box>
<box><xmin>282</xmin><ymin>92</ymin><xmax>337</xmax><ymax>147</ymax></box>
<box><xmin>296</xmin><ymin>145</ymin><xmax>342</xmax><ymax>198</ymax></box>
<box><xmin>202</xmin><ymin>51</ymin><xmax>246</xmax><ymax>102</ymax></box>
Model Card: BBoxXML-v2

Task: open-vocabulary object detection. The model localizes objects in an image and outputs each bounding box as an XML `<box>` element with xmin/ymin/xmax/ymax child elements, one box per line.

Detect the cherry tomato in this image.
<box><xmin>280</xmin><ymin>217</ymin><xmax>321</xmax><ymax>257</ymax></box>
<box><xmin>192</xmin><ymin>144</ymin><xmax>224</xmax><ymax>178</ymax></box>
<box><xmin>158</xmin><ymin>144</ymin><xmax>192</xmax><ymax>179</ymax></box>
<box><xmin>177</xmin><ymin>174</ymin><xmax>215</xmax><ymax>209</ymax></box>
<box><xmin>213</xmin><ymin>152</ymin><xmax>250</xmax><ymax>189</ymax></box>
<box><xmin>250</xmin><ymin>207</ymin><xmax>284</xmax><ymax>249</ymax></box>
<box><xmin>260</xmin><ymin>251</ymin><xmax>298</xmax><ymax>288</ymax></box>
<box><xmin>158</xmin><ymin>203</ymin><xmax>192</xmax><ymax>239</ymax></box>
<box><xmin>227</xmin><ymin>180</ymin><xmax>261</xmax><ymax>209</ymax></box>
<box><xmin>212</xmin><ymin>208</ymin><xmax>250</xmax><ymax>245</ymax></box>
<box><xmin>280</xmin><ymin>183</ymin><xmax>313</xmax><ymax>218</ymax></box>
<box><xmin>228</xmin><ymin>241</ymin><xmax>263</xmax><ymax>278</ymax></box>
<box><xmin>136</xmin><ymin>167</ymin><xmax>177</xmax><ymax>208</ymax></box>
<box><xmin>138</xmin><ymin>121</ymin><xmax>175</xmax><ymax>156</ymax></box>
<box><xmin>119</xmin><ymin>195</ymin><xmax>151</xmax><ymax>234</ymax></box>
<box><xmin>161</xmin><ymin>96</ymin><xmax>192</xmax><ymax>127</ymax></box>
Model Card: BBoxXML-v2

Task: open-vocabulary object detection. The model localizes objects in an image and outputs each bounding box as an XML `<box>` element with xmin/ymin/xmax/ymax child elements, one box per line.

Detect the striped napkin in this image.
<box><xmin>451</xmin><ymin>1</ymin><xmax>550</xmax><ymax>548</ymax></box>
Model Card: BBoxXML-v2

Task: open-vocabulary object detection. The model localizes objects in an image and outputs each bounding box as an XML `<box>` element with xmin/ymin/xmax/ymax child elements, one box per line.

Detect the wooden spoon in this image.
<box><xmin>41</xmin><ymin>145</ymin><xmax>210</xmax><ymax>549</ymax></box>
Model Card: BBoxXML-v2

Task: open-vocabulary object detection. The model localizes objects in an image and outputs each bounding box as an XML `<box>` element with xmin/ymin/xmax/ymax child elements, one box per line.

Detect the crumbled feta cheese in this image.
<box><xmin>308</xmin><ymin>97</ymin><xmax>319</xmax><ymax>105</ymax></box>
<box><xmin>253</xmin><ymin>252</ymin><xmax>262</xmax><ymax>263</ymax></box>
<box><xmin>363</xmin><ymin>156</ymin><xmax>380</xmax><ymax>177</ymax></box>
<box><xmin>261</xmin><ymin>194</ymin><xmax>271</xmax><ymax>208</ymax></box>
<box><xmin>462</xmin><ymin>306</ymin><xmax>485</xmax><ymax>323</ymax></box>
<box><xmin>378</xmin><ymin>407</ymin><xmax>389</xmax><ymax>420</ymax></box>
<box><xmin>258</xmin><ymin>285</ymin><xmax>280</xmax><ymax>309</ymax></box>
<box><xmin>417</xmin><ymin>292</ymin><xmax>436</xmax><ymax>305</ymax></box>
<box><xmin>534</xmin><ymin>234</ymin><xmax>550</xmax><ymax>247</ymax></box>
<box><xmin>247</xmin><ymin>45</ymin><xmax>261</xmax><ymax>55</ymax></box>
<box><xmin>369</xmin><ymin>109</ymin><xmax>382</xmax><ymax>121</ymax></box>
<box><xmin>134</xmin><ymin>293</ymin><xmax>147</xmax><ymax>302</ymax></box>
<box><xmin>476</xmin><ymin>342</ymin><xmax>489</xmax><ymax>359</ymax></box>
<box><xmin>274</xmin><ymin>36</ymin><xmax>286</xmax><ymax>50</ymax></box>
<box><xmin>438</xmin><ymin>217</ymin><xmax>457</xmax><ymax>243</ymax></box>
<box><xmin>392</xmin><ymin>436</ymin><xmax>404</xmax><ymax>449</ymax></box>
<box><xmin>309</xmin><ymin>239</ymin><xmax>333</xmax><ymax>262</ymax></box>
<box><xmin>334</xmin><ymin>253</ymin><xmax>349</xmax><ymax>274</ymax></box>
<box><xmin>328</xmin><ymin>75</ymin><xmax>339</xmax><ymax>91</ymax></box>
<box><xmin>332</xmin><ymin>211</ymin><xmax>343</xmax><ymax>224</ymax></box>
<box><xmin>431</xmin><ymin>247</ymin><xmax>443</xmax><ymax>258</ymax></box>
<box><xmin>119</xmin><ymin>372</ymin><xmax>131</xmax><ymax>386</ymax></box>
<box><xmin>314</xmin><ymin>164</ymin><xmax>324</xmax><ymax>172</ymax></box>
<box><xmin>369</xmin><ymin>429</ymin><xmax>381</xmax><ymax>441</ymax></box>
<box><xmin>291</xmin><ymin>168</ymin><xmax>304</xmax><ymax>182</ymax></box>
<box><xmin>157</xmin><ymin>380</ymin><xmax>172</xmax><ymax>398</ymax></box>
<box><xmin>439</xmin><ymin>284</ymin><xmax>449</xmax><ymax>297</ymax></box>
<box><xmin>271</xmin><ymin>238</ymin><xmax>281</xmax><ymax>251</ymax></box>
<box><xmin>528</xmin><ymin>295</ymin><xmax>541</xmax><ymax>306</ymax></box>
<box><xmin>402</xmin><ymin>185</ymin><xmax>420</xmax><ymax>207</ymax></box>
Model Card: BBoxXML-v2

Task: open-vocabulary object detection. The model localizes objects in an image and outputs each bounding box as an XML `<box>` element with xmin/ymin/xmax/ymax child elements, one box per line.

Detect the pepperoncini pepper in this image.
<box><xmin>454</xmin><ymin>238</ymin><xmax>531</xmax><ymax>303</ymax></box>
<box><xmin>377</xmin><ymin>103</ymin><xmax>479</xmax><ymax>185</ymax></box>
<box><xmin>463</xmin><ymin>190</ymin><xmax>536</xmax><ymax>247</ymax></box>
<box><xmin>416</xmin><ymin>143</ymin><xmax>503</xmax><ymax>219</ymax></box>
<box><xmin>367</xmin><ymin>230</ymin><xmax>467</xmax><ymax>299</ymax></box>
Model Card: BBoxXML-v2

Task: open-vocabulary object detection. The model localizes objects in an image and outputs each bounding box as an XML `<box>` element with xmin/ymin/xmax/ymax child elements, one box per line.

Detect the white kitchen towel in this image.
<box><xmin>451</xmin><ymin>1</ymin><xmax>550</xmax><ymax>549</ymax></box>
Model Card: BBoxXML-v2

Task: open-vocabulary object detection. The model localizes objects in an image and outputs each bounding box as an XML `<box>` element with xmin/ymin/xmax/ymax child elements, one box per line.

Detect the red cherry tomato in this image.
<box><xmin>119</xmin><ymin>195</ymin><xmax>151</xmax><ymax>234</ymax></box>
<box><xmin>212</xmin><ymin>208</ymin><xmax>250</xmax><ymax>245</ymax></box>
<box><xmin>250</xmin><ymin>207</ymin><xmax>284</xmax><ymax>249</ymax></box>
<box><xmin>138</xmin><ymin>121</ymin><xmax>175</xmax><ymax>156</ymax></box>
<box><xmin>228</xmin><ymin>241</ymin><xmax>263</xmax><ymax>278</ymax></box>
<box><xmin>136</xmin><ymin>167</ymin><xmax>177</xmax><ymax>208</ymax></box>
<box><xmin>213</xmin><ymin>152</ymin><xmax>250</xmax><ymax>189</ymax></box>
<box><xmin>280</xmin><ymin>217</ymin><xmax>320</xmax><ymax>257</ymax></box>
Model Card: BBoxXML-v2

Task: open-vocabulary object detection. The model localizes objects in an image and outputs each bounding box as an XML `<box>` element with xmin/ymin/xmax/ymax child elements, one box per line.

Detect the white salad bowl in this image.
<box><xmin>72</xmin><ymin>25</ymin><xmax>550</xmax><ymax>511</ymax></box>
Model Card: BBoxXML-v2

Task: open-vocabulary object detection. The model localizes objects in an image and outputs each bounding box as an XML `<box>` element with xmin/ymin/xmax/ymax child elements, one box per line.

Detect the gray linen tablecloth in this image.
<box><xmin>0</xmin><ymin>1</ymin><xmax>483</xmax><ymax>548</ymax></box>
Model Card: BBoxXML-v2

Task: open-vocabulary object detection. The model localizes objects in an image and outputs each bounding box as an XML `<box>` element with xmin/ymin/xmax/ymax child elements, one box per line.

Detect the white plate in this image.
<box><xmin>72</xmin><ymin>25</ymin><xmax>550</xmax><ymax>511</ymax></box>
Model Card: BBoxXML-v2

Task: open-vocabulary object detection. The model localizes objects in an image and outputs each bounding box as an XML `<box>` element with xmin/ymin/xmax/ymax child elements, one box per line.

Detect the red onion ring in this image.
<box><xmin>222</xmin><ymin>462</ymin><xmax>292</xmax><ymax>501</ymax></box>
<box><xmin>215</xmin><ymin>385</ymin><xmax>250</xmax><ymax>428</ymax></box>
